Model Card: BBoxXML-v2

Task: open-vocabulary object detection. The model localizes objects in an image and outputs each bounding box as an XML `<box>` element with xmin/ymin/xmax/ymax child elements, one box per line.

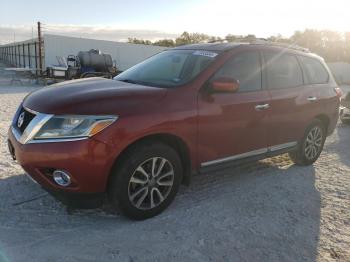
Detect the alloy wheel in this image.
<box><xmin>128</xmin><ymin>157</ymin><xmax>175</xmax><ymax>210</ymax></box>
<box><xmin>304</xmin><ymin>126</ymin><xmax>323</xmax><ymax>160</ymax></box>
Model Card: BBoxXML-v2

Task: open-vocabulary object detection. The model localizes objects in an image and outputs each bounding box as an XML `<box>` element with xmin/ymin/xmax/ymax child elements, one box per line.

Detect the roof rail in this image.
<box><xmin>250</xmin><ymin>39</ymin><xmax>310</xmax><ymax>52</ymax></box>
<box><xmin>207</xmin><ymin>37</ymin><xmax>266</xmax><ymax>44</ymax></box>
<box><xmin>207</xmin><ymin>37</ymin><xmax>309</xmax><ymax>53</ymax></box>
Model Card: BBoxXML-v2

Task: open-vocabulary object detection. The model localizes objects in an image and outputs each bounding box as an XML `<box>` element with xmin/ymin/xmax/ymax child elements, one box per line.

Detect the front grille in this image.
<box><xmin>16</xmin><ymin>107</ymin><xmax>36</xmax><ymax>133</ymax></box>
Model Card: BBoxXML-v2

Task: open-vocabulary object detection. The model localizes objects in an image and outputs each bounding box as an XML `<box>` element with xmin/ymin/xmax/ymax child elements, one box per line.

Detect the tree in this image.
<box><xmin>127</xmin><ymin>38</ymin><xmax>152</xmax><ymax>45</ymax></box>
<box><xmin>126</xmin><ymin>30</ymin><xmax>350</xmax><ymax>63</ymax></box>
<box><xmin>175</xmin><ymin>32</ymin><xmax>211</xmax><ymax>46</ymax></box>
<box><xmin>290</xmin><ymin>29</ymin><xmax>347</xmax><ymax>62</ymax></box>
<box><xmin>266</xmin><ymin>34</ymin><xmax>291</xmax><ymax>44</ymax></box>
<box><xmin>153</xmin><ymin>39</ymin><xmax>175</xmax><ymax>47</ymax></box>
<box><xmin>225</xmin><ymin>34</ymin><xmax>239</xmax><ymax>42</ymax></box>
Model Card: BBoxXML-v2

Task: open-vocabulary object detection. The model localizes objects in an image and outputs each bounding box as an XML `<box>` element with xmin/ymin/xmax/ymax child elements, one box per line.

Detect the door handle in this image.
<box><xmin>255</xmin><ymin>104</ymin><xmax>270</xmax><ymax>111</ymax></box>
<box><xmin>307</xmin><ymin>96</ymin><xmax>317</xmax><ymax>102</ymax></box>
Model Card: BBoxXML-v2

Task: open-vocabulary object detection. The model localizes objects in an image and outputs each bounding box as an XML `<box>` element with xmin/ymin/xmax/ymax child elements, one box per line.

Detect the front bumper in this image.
<box><xmin>8</xmin><ymin>127</ymin><xmax>116</xmax><ymax>194</ymax></box>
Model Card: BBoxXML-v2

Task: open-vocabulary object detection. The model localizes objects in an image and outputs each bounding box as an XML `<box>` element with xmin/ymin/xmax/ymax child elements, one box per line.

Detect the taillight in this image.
<box><xmin>334</xmin><ymin>87</ymin><xmax>343</xmax><ymax>99</ymax></box>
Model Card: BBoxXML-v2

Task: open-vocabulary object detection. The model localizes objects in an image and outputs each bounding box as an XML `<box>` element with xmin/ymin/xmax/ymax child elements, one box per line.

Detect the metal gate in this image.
<box><xmin>0</xmin><ymin>41</ymin><xmax>42</xmax><ymax>74</ymax></box>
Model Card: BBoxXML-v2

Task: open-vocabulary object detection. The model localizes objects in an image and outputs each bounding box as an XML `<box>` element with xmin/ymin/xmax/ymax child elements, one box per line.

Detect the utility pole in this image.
<box><xmin>37</xmin><ymin>21</ymin><xmax>43</xmax><ymax>74</ymax></box>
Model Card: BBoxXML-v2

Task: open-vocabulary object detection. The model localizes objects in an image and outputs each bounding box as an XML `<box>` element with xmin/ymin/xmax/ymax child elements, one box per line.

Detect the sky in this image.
<box><xmin>1</xmin><ymin>0</ymin><xmax>350</xmax><ymax>44</ymax></box>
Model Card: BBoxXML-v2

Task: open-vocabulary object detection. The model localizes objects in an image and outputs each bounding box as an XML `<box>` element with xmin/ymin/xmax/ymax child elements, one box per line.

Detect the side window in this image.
<box><xmin>214</xmin><ymin>52</ymin><xmax>262</xmax><ymax>92</ymax></box>
<box><xmin>299</xmin><ymin>56</ymin><xmax>329</xmax><ymax>84</ymax></box>
<box><xmin>264</xmin><ymin>52</ymin><xmax>303</xmax><ymax>89</ymax></box>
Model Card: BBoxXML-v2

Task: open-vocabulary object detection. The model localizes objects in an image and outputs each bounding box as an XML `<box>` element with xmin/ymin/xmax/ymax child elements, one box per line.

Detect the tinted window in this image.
<box><xmin>264</xmin><ymin>52</ymin><xmax>303</xmax><ymax>89</ymax></box>
<box><xmin>299</xmin><ymin>56</ymin><xmax>329</xmax><ymax>84</ymax></box>
<box><xmin>214</xmin><ymin>52</ymin><xmax>262</xmax><ymax>92</ymax></box>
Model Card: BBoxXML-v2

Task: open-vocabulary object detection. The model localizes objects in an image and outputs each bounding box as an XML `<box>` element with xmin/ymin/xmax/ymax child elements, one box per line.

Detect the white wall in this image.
<box><xmin>43</xmin><ymin>34</ymin><xmax>167</xmax><ymax>71</ymax></box>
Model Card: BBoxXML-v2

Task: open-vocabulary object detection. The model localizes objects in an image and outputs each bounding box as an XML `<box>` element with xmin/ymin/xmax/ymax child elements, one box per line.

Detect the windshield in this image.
<box><xmin>114</xmin><ymin>50</ymin><xmax>218</xmax><ymax>87</ymax></box>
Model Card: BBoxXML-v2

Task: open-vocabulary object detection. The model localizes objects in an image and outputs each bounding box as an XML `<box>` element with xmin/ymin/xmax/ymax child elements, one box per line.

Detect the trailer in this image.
<box><xmin>46</xmin><ymin>49</ymin><xmax>118</xmax><ymax>80</ymax></box>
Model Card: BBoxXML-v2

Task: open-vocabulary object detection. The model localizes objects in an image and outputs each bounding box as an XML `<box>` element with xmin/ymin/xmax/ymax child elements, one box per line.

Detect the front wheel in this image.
<box><xmin>108</xmin><ymin>142</ymin><xmax>182</xmax><ymax>220</ymax></box>
<box><xmin>289</xmin><ymin>119</ymin><xmax>326</xmax><ymax>166</ymax></box>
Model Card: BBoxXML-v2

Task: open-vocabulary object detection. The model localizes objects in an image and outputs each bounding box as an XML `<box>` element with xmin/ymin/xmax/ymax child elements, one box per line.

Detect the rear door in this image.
<box><xmin>198</xmin><ymin>51</ymin><xmax>270</xmax><ymax>166</ymax></box>
<box><xmin>298</xmin><ymin>55</ymin><xmax>339</xmax><ymax>133</ymax></box>
<box><xmin>263</xmin><ymin>50</ymin><xmax>315</xmax><ymax>149</ymax></box>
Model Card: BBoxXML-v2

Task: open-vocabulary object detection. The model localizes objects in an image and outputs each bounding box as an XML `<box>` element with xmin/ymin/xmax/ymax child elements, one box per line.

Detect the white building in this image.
<box><xmin>0</xmin><ymin>34</ymin><xmax>167</xmax><ymax>71</ymax></box>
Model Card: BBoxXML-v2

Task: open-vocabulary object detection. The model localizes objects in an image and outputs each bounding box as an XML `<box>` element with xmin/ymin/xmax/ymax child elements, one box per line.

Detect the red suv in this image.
<box><xmin>8</xmin><ymin>42</ymin><xmax>340</xmax><ymax>219</ymax></box>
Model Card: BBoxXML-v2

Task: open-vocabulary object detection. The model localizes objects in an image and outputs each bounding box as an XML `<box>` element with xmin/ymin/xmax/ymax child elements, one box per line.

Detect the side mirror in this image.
<box><xmin>210</xmin><ymin>77</ymin><xmax>240</xmax><ymax>93</ymax></box>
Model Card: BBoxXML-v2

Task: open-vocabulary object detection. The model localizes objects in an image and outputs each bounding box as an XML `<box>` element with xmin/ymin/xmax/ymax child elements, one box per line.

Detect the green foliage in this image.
<box><xmin>153</xmin><ymin>39</ymin><xmax>175</xmax><ymax>47</ymax></box>
<box><xmin>128</xmin><ymin>31</ymin><xmax>212</xmax><ymax>47</ymax></box>
<box><xmin>290</xmin><ymin>29</ymin><xmax>350</xmax><ymax>62</ymax></box>
<box><xmin>175</xmin><ymin>31</ymin><xmax>211</xmax><ymax>46</ymax></box>
<box><xmin>127</xmin><ymin>30</ymin><xmax>350</xmax><ymax>62</ymax></box>
<box><xmin>127</xmin><ymin>38</ymin><xmax>152</xmax><ymax>45</ymax></box>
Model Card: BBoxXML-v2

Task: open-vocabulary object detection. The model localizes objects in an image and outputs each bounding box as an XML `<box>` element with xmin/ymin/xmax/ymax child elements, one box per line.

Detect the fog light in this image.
<box><xmin>53</xmin><ymin>170</ymin><xmax>71</xmax><ymax>187</ymax></box>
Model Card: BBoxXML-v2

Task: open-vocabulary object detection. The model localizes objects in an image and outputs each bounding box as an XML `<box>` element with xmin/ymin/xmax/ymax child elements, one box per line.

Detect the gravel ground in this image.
<box><xmin>0</xmin><ymin>84</ymin><xmax>349</xmax><ymax>262</ymax></box>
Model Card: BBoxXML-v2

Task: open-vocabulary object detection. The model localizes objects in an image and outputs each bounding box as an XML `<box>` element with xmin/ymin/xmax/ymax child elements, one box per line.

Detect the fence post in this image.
<box><xmin>28</xmin><ymin>43</ymin><xmax>31</xmax><ymax>68</ymax></box>
<box><xmin>22</xmin><ymin>43</ymin><xmax>26</xmax><ymax>67</ymax></box>
<box><xmin>38</xmin><ymin>22</ymin><xmax>43</xmax><ymax>74</ymax></box>
<box><xmin>13</xmin><ymin>46</ymin><xmax>17</xmax><ymax>67</ymax></box>
<box><xmin>18</xmin><ymin>45</ymin><xmax>21</xmax><ymax>67</ymax></box>
<box><xmin>34</xmin><ymin>42</ymin><xmax>38</xmax><ymax>76</ymax></box>
<box><xmin>11</xmin><ymin>46</ymin><xmax>14</xmax><ymax>65</ymax></box>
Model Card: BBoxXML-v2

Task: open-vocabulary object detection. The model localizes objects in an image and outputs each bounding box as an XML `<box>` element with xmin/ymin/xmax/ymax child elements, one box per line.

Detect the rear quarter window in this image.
<box><xmin>299</xmin><ymin>56</ymin><xmax>329</xmax><ymax>84</ymax></box>
<box><xmin>263</xmin><ymin>52</ymin><xmax>303</xmax><ymax>90</ymax></box>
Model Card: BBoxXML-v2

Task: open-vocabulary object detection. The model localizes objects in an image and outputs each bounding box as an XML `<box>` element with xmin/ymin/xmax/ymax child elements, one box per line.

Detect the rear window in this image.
<box><xmin>299</xmin><ymin>56</ymin><xmax>329</xmax><ymax>84</ymax></box>
<box><xmin>264</xmin><ymin>52</ymin><xmax>303</xmax><ymax>90</ymax></box>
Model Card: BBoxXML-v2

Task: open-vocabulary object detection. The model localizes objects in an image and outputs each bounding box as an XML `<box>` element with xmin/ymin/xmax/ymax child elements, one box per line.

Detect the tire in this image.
<box><xmin>340</xmin><ymin>117</ymin><xmax>350</xmax><ymax>125</ymax></box>
<box><xmin>108</xmin><ymin>142</ymin><xmax>183</xmax><ymax>220</ymax></box>
<box><xmin>289</xmin><ymin>119</ymin><xmax>326</xmax><ymax>166</ymax></box>
<box><xmin>340</xmin><ymin>105</ymin><xmax>350</xmax><ymax>125</ymax></box>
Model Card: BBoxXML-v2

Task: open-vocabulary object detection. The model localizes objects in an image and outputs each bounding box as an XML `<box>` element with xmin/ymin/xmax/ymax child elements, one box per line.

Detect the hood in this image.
<box><xmin>23</xmin><ymin>78</ymin><xmax>167</xmax><ymax>115</ymax></box>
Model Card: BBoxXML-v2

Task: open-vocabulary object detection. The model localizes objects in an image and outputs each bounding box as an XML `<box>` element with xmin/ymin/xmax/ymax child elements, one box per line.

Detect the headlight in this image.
<box><xmin>33</xmin><ymin>115</ymin><xmax>117</xmax><ymax>140</ymax></box>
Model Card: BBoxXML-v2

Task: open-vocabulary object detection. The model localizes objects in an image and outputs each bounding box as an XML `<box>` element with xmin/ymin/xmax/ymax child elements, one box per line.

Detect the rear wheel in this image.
<box><xmin>108</xmin><ymin>142</ymin><xmax>182</xmax><ymax>220</ymax></box>
<box><xmin>340</xmin><ymin>115</ymin><xmax>350</xmax><ymax>125</ymax></box>
<box><xmin>340</xmin><ymin>106</ymin><xmax>350</xmax><ymax>124</ymax></box>
<box><xmin>289</xmin><ymin>119</ymin><xmax>326</xmax><ymax>166</ymax></box>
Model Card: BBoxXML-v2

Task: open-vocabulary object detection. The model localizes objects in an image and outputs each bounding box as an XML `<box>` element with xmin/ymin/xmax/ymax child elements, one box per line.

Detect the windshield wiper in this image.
<box><xmin>117</xmin><ymin>78</ymin><xmax>162</xmax><ymax>88</ymax></box>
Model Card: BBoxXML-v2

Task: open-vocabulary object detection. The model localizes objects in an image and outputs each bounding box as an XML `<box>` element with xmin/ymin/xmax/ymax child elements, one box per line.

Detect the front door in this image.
<box><xmin>198</xmin><ymin>51</ymin><xmax>270</xmax><ymax>167</ymax></box>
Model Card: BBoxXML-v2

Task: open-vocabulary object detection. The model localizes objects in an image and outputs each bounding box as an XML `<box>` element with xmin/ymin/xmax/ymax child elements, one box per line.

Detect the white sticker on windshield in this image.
<box><xmin>192</xmin><ymin>51</ymin><xmax>218</xmax><ymax>58</ymax></box>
